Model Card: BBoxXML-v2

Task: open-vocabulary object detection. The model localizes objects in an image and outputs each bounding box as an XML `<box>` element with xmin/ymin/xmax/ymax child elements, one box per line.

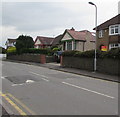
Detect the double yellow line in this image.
<box><xmin>0</xmin><ymin>91</ymin><xmax>36</xmax><ymax>115</ymax></box>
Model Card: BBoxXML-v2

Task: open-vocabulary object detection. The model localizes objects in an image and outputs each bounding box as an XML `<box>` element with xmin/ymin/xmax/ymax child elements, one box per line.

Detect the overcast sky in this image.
<box><xmin>0</xmin><ymin>0</ymin><xmax>119</xmax><ymax>48</ymax></box>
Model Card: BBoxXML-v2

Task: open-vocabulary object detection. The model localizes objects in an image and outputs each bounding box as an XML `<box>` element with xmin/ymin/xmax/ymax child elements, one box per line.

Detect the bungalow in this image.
<box><xmin>5</xmin><ymin>38</ymin><xmax>16</xmax><ymax>49</ymax></box>
<box><xmin>34</xmin><ymin>36</ymin><xmax>54</xmax><ymax>49</ymax></box>
<box><xmin>52</xmin><ymin>34</ymin><xmax>63</xmax><ymax>47</ymax></box>
<box><xmin>60</xmin><ymin>28</ymin><xmax>95</xmax><ymax>51</ymax></box>
<box><xmin>95</xmin><ymin>14</ymin><xmax>120</xmax><ymax>51</ymax></box>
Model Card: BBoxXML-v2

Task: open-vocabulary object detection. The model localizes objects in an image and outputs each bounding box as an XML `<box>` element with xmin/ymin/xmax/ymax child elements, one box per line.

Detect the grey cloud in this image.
<box><xmin>2</xmin><ymin>2</ymin><xmax>78</xmax><ymax>32</ymax></box>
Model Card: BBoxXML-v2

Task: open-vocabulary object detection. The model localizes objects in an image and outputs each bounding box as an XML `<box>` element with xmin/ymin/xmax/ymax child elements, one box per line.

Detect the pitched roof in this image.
<box><xmin>64</xmin><ymin>29</ymin><xmax>95</xmax><ymax>42</ymax></box>
<box><xmin>80</xmin><ymin>30</ymin><xmax>95</xmax><ymax>42</ymax></box>
<box><xmin>52</xmin><ymin>34</ymin><xmax>63</xmax><ymax>46</ymax></box>
<box><xmin>7</xmin><ymin>39</ymin><xmax>16</xmax><ymax>43</ymax></box>
<box><xmin>94</xmin><ymin>14</ymin><xmax>120</xmax><ymax>30</ymax></box>
<box><xmin>35</xmin><ymin>36</ymin><xmax>54</xmax><ymax>45</ymax></box>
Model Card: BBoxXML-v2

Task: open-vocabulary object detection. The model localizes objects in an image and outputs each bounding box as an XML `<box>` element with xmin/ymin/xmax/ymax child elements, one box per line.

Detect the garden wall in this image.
<box><xmin>62</xmin><ymin>56</ymin><xmax>119</xmax><ymax>76</ymax></box>
<box><xmin>7</xmin><ymin>54</ymin><xmax>54</xmax><ymax>63</ymax></box>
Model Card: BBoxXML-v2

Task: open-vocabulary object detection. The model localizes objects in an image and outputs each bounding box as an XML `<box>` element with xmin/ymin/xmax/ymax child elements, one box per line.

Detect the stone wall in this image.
<box><xmin>62</xmin><ymin>56</ymin><xmax>119</xmax><ymax>76</ymax></box>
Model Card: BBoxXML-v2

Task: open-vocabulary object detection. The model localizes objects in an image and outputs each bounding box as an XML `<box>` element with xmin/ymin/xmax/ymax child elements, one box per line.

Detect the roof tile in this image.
<box><xmin>35</xmin><ymin>36</ymin><xmax>54</xmax><ymax>45</ymax></box>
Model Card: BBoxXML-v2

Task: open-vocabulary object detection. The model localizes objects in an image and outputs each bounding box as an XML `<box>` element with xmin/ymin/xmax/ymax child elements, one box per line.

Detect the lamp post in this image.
<box><xmin>88</xmin><ymin>2</ymin><xmax>97</xmax><ymax>72</ymax></box>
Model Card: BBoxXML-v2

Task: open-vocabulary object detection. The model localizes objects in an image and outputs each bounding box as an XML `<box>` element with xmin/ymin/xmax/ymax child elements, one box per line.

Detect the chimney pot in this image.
<box><xmin>71</xmin><ymin>27</ymin><xmax>75</xmax><ymax>31</ymax></box>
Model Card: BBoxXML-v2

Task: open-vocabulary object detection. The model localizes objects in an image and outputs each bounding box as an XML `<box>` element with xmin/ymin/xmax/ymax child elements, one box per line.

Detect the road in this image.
<box><xmin>1</xmin><ymin>61</ymin><xmax>118</xmax><ymax>115</ymax></box>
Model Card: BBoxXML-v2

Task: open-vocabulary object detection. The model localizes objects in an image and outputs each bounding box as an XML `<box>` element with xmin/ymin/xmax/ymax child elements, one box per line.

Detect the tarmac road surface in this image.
<box><xmin>1</xmin><ymin>61</ymin><xmax>119</xmax><ymax>116</ymax></box>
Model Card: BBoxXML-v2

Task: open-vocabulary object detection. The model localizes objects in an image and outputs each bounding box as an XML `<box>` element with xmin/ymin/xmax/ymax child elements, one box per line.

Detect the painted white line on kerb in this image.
<box><xmin>29</xmin><ymin>72</ymin><xmax>49</xmax><ymax>82</ymax></box>
<box><xmin>62</xmin><ymin>82</ymin><xmax>115</xmax><ymax>99</ymax></box>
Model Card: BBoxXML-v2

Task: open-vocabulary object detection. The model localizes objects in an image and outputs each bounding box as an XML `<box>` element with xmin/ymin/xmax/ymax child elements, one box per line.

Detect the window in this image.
<box><xmin>73</xmin><ymin>41</ymin><xmax>76</xmax><ymax>50</ymax></box>
<box><xmin>109</xmin><ymin>24</ymin><xmax>120</xmax><ymax>35</ymax></box>
<box><xmin>99</xmin><ymin>30</ymin><xmax>103</xmax><ymax>38</ymax></box>
<box><xmin>67</xmin><ymin>41</ymin><xmax>72</xmax><ymax>50</ymax></box>
<box><xmin>109</xmin><ymin>43</ymin><xmax>120</xmax><ymax>49</ymax></box>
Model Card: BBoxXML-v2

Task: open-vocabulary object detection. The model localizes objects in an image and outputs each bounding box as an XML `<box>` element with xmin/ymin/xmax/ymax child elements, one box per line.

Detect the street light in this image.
<box><xmin>88</xmin><ymin>2</ymin><xmax>97</xmax><ymax>72</ymax></box>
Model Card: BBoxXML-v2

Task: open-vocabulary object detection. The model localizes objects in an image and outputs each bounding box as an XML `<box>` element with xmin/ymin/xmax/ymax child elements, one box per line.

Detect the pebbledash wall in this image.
<box><xmin>61</xmin><ymin>56</ymin><xmax>119</xmax><ymax>76</ymax></box>
<box><xmin>7</xmin><ymin>54</ymin><xmax>55</xmax><ymax>64</ymax></box>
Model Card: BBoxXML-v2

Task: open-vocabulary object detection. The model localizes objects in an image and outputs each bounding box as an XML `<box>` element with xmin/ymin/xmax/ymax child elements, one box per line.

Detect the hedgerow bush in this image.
<box><xmin>74</xmin><ymin>50</ymin><xmax>95</xmax><ymax>58</ymax></box>
<box><xmin>52</xmin><ymin>47</ymin><xmax>60</xmax><ymax>52</ymax></box>
<box><xmin>7</xmin><ymin>47</ymin><xmax>54</xmax><ymax>56</ymax></box>
<box><xmin>21</xmin><ymin>48</ymin><xmax>54</xmax><ymax>55</ymax></box>
<box><xmin>7</xmin><ymin>47</ymin><xmax>16</xmax><ymax>55</ymax></box>
<box><xmin>62</xmin><ymin>50</ymin><xmax>78</xmax><ymax>57</ymax></box>
<box><xmin>99</xmin><ymin>48</ymin><xmax>120</xmax><ymax>59</ymax></box>
<box><xmin>62</xmin><ymin>48</ymin><xmax>120</xmax><ymax>59</ymax></box>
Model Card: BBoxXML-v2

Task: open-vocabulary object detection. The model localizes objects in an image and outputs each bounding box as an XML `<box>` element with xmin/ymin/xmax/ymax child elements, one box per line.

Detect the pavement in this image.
<box><xmin>0</xmin><ymin>104</ymin><xmax>10</xmax><ymax>117</ymax></box>
<box><xmin>3</xmin><ymin>59</ymin><xmax>119</xmax><ymax>83</ymax></box>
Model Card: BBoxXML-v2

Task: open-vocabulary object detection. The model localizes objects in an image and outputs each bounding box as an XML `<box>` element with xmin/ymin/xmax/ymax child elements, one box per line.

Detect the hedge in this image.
<box><xmin>7</xmin><ymin>48</ymin><xmax>54</xmax><ymax>56</ymax></box>
<box><xmin>7</xmin><ymin>47</ymin><xmax>16</xmax><ymax>55</ymax></box>
<box><xmin>62</xmin><ymin>48</ymin><xmax>120</xmax><ymax>59</ymax></box>
<box><xmin>62</xmin><ymin>50</ymin><xmax>78</xmax><ymax>57</ymax></box>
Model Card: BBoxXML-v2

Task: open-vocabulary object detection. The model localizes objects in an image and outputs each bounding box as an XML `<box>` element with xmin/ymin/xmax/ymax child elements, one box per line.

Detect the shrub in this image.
<box><xmin>62</xmin><ymin>50</ymin><xmax>78</xmax><ymax>57</ymax></box>
<box><xmin>52</xmin><ymin>48</ymin><xmax>60</xmax><ymax>52</ymax></box>
<box><xmin>103</xmin><ymin>48</ymin><xmax>120</xmax><ymax>59</ymax></box>
<box><xmin>15</xmin><ymin>35</ymin><xmax>34</xmax><ymax>54</ymax></box>
<box><xmin>21</xmin><ymin>48</ymin><xmax>54</xmax><ymax>55</ymax></box>
<box><xmin>7</xmin><ymin>47</ymin><xmax>16</xmax><ymax>55</ymax></box>
<box><xmin>74</xmin><ymin>50</ymin><xmax>95</xmax><ymax>58</ymax></box>
<box><xmin>62</xmin><ymin>48</ymin><xmax>120</xmax><ymax>59</ymax></box>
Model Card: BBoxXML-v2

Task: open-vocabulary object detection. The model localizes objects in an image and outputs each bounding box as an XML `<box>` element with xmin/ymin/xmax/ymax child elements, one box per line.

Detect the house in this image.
<box><xmin>60</xmin><ymin>28</ymin><xmax>95</xmax><ymax>51</ymax></box>
<box><xmin>34</xmin><ymin>36</ymin><xmax>54</xmax><ymax>49</ymax></box>
<box><xmin>5</xmin><ymin>39</ymin><xmax>16</xmax><ymax>49</ymax></box>
<box><xmin>95</xmin><ymin>14</ymin><xmax>120</xmax><ymax>51</ymax></box>
<box><xmin>52</xmin><ymin>34</ymin><xmax>63</xmax><ymax>47</ymax></box>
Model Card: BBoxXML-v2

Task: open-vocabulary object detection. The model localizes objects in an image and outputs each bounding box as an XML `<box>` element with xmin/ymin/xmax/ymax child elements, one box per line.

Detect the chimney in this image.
<box><xmin>71</xmin><ymin>27</ymin><xmax>75</xmax><ymax>31</ymax></box>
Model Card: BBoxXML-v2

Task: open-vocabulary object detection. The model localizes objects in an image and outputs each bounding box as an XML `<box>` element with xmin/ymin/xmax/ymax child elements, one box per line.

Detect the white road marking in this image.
<box><xmin>12</xmin><ymin>84</ymin><xmax>24</xmax><ymax>86</ymax></box>
<box><xmin>29</xmin><ymin>72</ymin><xmax>40</xmax><ymax>76</ymax></box>
<box><xmin>62</xmin><ymin>82</ymin><xmax>115</xmax><ymax>99</ymax></box>
<box><xmin>41</xmin><ymin>78</ymin><xmax>49</xmax><ymax>82</ymax></box>
<box><xmin>1</xmin><ymin>76</ymin><xmax>5</xmax><ymax>79</ymax></box>
<box><xmin>12</xmin><ymin>82</ymin><xmax>35</xmax><ymax>86</ymax></box>
<box><xmin>40</xmin><ymin>75</ymin><xmax>49</xmax><ymax>78</ymax></box>
<box><xmin>1</xmin><ymin>76</ymin><xmax>7</xmax><ymax>79</ymax></box>
<box><xmin>58</xmin><ymin>70</ymin><xmax>117</xmax><ymax>84</ymax></box>
<box><xmin>29</xmin><ymin>72</ymin><xmax>49</xmax><ymax>82</ymax></box>
<box><xmin>12</xmin><ymin>80</ymin><xmax>35</xmax><ymax>86</ymax></box>
<box><xmin>26</xmin><ymin>80</ymin><xmax>34</xmax><ymax>83</ymax></box>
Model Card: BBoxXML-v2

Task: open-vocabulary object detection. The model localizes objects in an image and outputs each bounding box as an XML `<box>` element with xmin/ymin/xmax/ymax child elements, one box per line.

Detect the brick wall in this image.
<box><xmin>7</xmin><ymin>54</ymin><xmax>54</xmax><ymax>64</ymax></box>
<box><xmin>61</xmin><ymin>56</ymin><xmax>119</xmax><ymax>76</ymax></box>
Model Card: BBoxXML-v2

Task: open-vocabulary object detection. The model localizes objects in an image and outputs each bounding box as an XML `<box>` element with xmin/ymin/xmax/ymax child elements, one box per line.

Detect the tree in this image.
<box><xmin>15</xmin><ymin>35</ymin><xmax>34</xmax><ymax>54</ymax></box>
